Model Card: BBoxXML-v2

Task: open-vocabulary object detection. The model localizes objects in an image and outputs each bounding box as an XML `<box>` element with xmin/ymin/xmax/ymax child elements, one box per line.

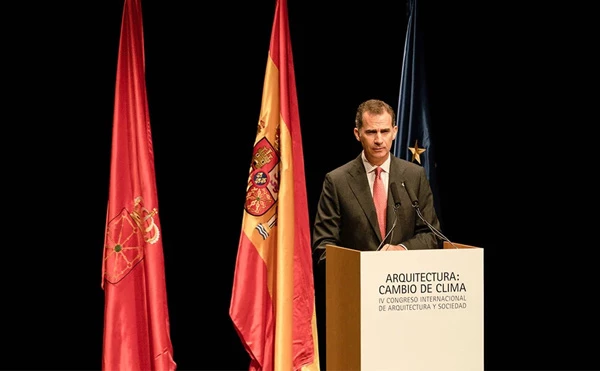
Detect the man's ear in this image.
<box><xmin>353</xmin><ymin>127</ymin><xmax>360</xmax><ymax>141</ymax></box>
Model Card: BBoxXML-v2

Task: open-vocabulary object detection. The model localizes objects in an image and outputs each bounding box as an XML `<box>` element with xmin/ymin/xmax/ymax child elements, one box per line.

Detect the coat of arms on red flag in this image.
<box><xmin>103</xmin><ymin>196</ymin><xmax>159</xmax><ymax>284</ymax></box>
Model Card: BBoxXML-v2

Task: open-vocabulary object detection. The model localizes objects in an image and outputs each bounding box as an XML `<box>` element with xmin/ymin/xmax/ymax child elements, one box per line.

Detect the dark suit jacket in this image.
<box><xmin>313</xmin><ymin>154</ymin><xmax>441</xmax><ymax>260</ymax></box>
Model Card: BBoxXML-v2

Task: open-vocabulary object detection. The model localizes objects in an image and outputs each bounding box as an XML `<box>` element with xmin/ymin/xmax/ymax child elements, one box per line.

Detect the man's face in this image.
<box><xmin>354</xmin><ymin>112</ymin><xmax>397</xmax><ymax>166</ymax></box>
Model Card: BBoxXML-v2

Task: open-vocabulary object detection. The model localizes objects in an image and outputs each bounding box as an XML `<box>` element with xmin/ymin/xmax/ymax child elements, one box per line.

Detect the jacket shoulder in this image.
<box><xmin>390</xmin><ymin>155</ymin><xmax>426</xmax><ymax>176</ymax></box>
<box><xmin>326</xmin><ymin>155</ymin><xmax>363</xmax><ymax>178</ymax></box>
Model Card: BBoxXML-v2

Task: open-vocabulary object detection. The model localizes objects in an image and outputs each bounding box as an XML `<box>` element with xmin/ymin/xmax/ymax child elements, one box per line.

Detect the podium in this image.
<box><xmin>325</xmin><ymin>243</ymin><xmax>484</xmax><ymax>371</ymax></box>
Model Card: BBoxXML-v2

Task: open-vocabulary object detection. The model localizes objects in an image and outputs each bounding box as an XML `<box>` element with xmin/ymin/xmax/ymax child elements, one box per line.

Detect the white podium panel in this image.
<box><xmin>326</xmin><ymin>245</ymin><xmax>483</xmax><ymax>371</ymax></box>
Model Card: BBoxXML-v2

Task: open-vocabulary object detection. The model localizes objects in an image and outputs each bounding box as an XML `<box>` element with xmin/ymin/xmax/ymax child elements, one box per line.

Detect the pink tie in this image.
<box><xmin>373</xmin><ymin>167</ymin><xmax>387</xmax><ymax>238</ymax></box>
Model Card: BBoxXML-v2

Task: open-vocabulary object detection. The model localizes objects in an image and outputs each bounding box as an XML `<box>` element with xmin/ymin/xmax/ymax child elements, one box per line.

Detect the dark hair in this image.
<box><xmin>354</xmin><ymin>99</ymin><xmax>396</xmax><ymax>129</ymax></box>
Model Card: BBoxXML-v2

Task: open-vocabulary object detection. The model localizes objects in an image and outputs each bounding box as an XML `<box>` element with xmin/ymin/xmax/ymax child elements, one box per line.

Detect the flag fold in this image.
<box><xmin>101</xmin><ymin>0</ymin><xmax>176</xmax><ymax>370</ymax></box>
<box><xmin>392</xmin><ymin>0</ymin><xmax>441</xmax><ymax>216</ymax></box>
<box><xmin>229</xmin><ymin>0</ymin><xmax>320</xmax><ymax>370</ymax></box>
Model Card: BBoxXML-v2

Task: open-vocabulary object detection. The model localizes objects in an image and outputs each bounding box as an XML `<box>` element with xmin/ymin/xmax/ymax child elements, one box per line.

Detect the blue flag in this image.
<box><xmin>392</xmin><ymin>0</ymin><xmax>441</xmax><ymax>220</ymax></box>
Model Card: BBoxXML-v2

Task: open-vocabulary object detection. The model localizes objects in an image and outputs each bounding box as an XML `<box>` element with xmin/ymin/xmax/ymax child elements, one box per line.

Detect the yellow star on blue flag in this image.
<box><xmin>409</xmin><ymin>139</ymin><xmax>426</xmax><ymax>164</ymax></box>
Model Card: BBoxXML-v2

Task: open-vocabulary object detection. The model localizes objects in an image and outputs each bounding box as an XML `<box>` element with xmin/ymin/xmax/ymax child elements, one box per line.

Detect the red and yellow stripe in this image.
<box><xmin>230</xmin><ymin>0</ymin><xmax>320</xmax><ymax>370</ymax></box>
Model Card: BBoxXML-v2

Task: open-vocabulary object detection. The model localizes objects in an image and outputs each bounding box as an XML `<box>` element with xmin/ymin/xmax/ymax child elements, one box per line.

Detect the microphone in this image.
<box><xmin>376</xmin><ymin>182</ymin><xmax>401</xmax><ymax>251</ymax></box>
<box><xmin>390</xmin><ymin>182</ymin><xmax>402</xmax><ymax>209</ymax></box>
<box><xmin>401</xmin><ymin>181</ymin><xmax>458</xmax><ymax>249</ymax></box>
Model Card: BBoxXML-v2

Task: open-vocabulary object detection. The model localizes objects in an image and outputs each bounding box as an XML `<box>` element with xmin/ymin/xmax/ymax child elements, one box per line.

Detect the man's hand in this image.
<box><xmin>381</xmin><ymin>244</ymin><xmax>407</xmax><ymax>251</ymax></box>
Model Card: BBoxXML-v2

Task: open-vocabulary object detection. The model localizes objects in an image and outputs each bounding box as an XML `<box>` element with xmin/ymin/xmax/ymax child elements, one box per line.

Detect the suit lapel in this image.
<box><xmin>346</xmin><ymin>156</ymin><xmax>382</xmax><ymax>238</ymax></box>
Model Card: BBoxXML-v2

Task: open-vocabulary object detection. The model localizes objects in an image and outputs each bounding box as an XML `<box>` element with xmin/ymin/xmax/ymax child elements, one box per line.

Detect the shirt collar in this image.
<box><xmin>361</xmin><ymin>151</ymin><xmax>391</xmax><ymax>174</ymax></box>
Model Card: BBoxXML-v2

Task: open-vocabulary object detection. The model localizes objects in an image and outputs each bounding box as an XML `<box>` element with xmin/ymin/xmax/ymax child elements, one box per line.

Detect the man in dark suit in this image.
<box><xmin>313</xmin><ymin>99</ymin><xmax>441</xmax><ymax>262</ymax></box>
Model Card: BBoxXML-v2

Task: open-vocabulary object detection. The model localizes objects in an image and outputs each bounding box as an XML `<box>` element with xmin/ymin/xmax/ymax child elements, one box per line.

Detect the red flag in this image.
<box><xmin>229</xmin><ymin>0</ymin><xmax>320</xmax><ymax>370</ymax></box>
<box><xmin>101</xmin><ymin>0</ymin><xmax>176</xmax><ymax>370</ymax></box>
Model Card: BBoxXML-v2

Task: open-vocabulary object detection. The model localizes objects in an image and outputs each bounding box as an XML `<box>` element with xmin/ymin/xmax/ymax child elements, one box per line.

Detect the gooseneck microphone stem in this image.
<box><xmin>376</xmin><ymin>204</ymin><xmax>399</xmax><ymax>251</ymax></box>
<box><xmin>413</xmin><ymin>203</ymin><xmax>458</xmax><ymax>249</ymax></box>
<box><xmin>401</xmin><ymin>182</ymin><xmax>458</xmax><ymax>249</ymax></box>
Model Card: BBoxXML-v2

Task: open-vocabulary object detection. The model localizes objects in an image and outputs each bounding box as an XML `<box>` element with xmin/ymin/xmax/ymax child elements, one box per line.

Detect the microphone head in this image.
<box><xmin>401</xmin><ymin>181</ymin><xmax>419</xmax><ymax>207</ymax></box>
<box><xmin>390</xmin><ymin>182</ymin><xmax>401</xmax><ymax>207</ymax></box>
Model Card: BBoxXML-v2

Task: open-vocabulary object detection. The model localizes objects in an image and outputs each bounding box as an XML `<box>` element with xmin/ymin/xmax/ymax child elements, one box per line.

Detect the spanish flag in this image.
<box><xmin>229</xmin><ymin>0</ymin><xmax>320</xmax><ymax>370</ymax></box>
<box><xmin>101</xmin><ymin>0</ymin><xmax>176</xmax><ymax>370</ymax></box>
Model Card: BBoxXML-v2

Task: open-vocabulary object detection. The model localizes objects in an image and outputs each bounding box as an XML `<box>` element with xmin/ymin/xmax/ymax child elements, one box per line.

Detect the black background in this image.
<box><xmin>5</xmin><ymin>0</ymin><xmax>596</xmax><ymax>370</ymax></box>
